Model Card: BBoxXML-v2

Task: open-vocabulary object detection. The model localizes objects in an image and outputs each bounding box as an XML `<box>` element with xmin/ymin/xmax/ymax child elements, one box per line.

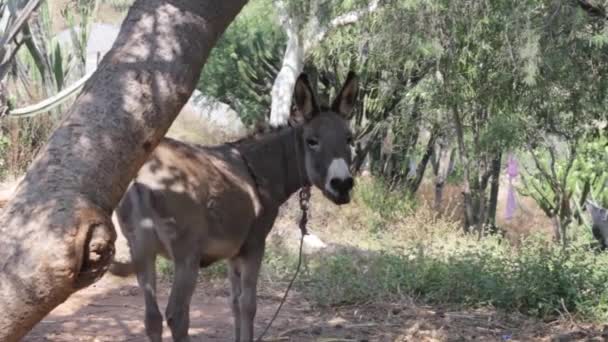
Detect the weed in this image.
<box><xmin>260</xmin><ymin>182</ymin><xmax>608</xmax><ymax>322</ymax></box>
<box><xmin>155</xmin><ymin>257</ymin><xmax>229</xmax><ymax>282</ymax></box>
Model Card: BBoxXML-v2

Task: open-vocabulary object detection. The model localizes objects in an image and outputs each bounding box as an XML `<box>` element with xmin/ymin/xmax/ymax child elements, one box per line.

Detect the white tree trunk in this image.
<box><xmin>269</xmin><ymin>1</ymin><xmax>304</xmax><ymax>127</ymax></box>
<box><xmin>269</xmin><ymin>0</ymin><xmax>382</xmax><ymax>126</ymax></box>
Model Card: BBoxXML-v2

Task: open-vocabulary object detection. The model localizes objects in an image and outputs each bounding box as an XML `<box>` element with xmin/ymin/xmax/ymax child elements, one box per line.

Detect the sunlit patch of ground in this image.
<box><xmin>23</xmin><ymin>273</ymin><xmax>608</xmax><ymax>341</ymax></box>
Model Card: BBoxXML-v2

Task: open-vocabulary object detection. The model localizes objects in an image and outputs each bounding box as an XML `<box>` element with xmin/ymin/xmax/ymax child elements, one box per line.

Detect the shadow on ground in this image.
<box><xmin>22</xmin><ymin>252</ymin><xmax>608</xmax><ymax>342</ymax></box>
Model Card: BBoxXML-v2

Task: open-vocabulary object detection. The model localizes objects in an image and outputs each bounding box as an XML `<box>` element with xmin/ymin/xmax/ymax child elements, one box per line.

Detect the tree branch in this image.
<box><xmin>5</xmin><ymin>70</ymin><xmax>93</xmax><ymax>118</ymax></box>
<box><xmin>577</xmin><ymin>0</ymin><xmax>607</xmax><ymax>19</ymax></box>
<box><xmin>526</xmin><ymin>142</ymin><xmax>560</xmax><ymax>191</ymax></box>
<box><xmin>21</xmin><ymin>22</ymin><xmax>51</xmax><ymax>87</ymax></box>
<box><xmin>0</xmin><ymin>37</ymin><xmax>25</xmax><ymax>80</ymax></box>
<box><xmin>310</xmin><ymin>0</ymin><xmax>381</xmax><ymax>46</ymax></box>
<box><xmin>407</xmin><ymin>126</ymin><xmax>438</xmax><ymax>194</ymax></box>
<box><xmin>520</xmin><ymin>169</ymin><xmax>555</xmax><ymax>216</ymax></box>
<box><xmin>0</xmin><ymin>0</ymin><xmax>42</xmax><ymax>64</ymax></box>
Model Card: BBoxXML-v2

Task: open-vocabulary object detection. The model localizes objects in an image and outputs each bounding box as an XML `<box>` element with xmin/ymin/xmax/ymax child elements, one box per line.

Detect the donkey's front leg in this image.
<box><xmin>166</xmin><ymin>256</ymin><xmax>199</xmax><ymax>342</ymax></box>
<box><xmin>228</xmin><ymin>259</ymin><xmax>243</xmax><ymax>342</ymax></box>
<box><xmin>239</xmin><ymin>242</ymin><xmax>265</xmax><ymax>342</ymax></box>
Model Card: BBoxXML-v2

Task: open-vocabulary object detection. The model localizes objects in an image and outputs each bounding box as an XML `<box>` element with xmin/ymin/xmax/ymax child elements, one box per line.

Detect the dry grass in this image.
<box><xmin>166</xmin><ymin>106</ymin><xmax>243</xmax><ymax>146</ymax></box>
<box><xmin>266</xmin><ymin>176</ymin><xmax>608</xmax><ymax>322</ymax></box>
<box><xmin>416</xmin><ymin>177</ymin><xmax>555</xmax><ymax>243</ymax></box>
<box><xmin>47</xmin><ymin>0</ymin><xmax>127</xmax><ymax>33</ymax></box>
<box><xmin>0</xmin><ymin>175</ymin><xmax>21</xmax><ymax>210</ymax></box>
<box><xmin>274</xmin><ymin>174</ymin><xmax>553</xmax><ymax>251</ymax></box>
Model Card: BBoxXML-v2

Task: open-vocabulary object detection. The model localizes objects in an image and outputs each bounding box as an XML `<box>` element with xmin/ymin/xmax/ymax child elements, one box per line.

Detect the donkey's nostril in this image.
<box><xmin>330</xmin><ymin>178</ymin><xmax>341</xmax><ymax>190</ymax></box>
<box><xmin>330</xmin><ymin>177</ymin><xmax>354</xmax><ymax>193</ymax></box>
<box><xmin>344</xmin><ymin>177</ymin><xmax>354</xmax><ymax>191</ymax></box>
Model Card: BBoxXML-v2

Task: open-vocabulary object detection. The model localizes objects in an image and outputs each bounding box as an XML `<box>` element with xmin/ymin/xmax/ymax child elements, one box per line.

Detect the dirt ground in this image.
<box><xmin>23</xmin><ymin>273</ymin><xmax>608</xmax><ymax>342</ymax></box>
<box><xmin>3</xmin><ymin>174</ymin><xmax>606</xmax><ymax>342</ymax></box>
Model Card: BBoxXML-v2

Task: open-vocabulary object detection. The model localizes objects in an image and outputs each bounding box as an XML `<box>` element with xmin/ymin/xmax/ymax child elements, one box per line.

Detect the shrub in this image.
<box><xmin>298</xmin><ymin>227</ymin><xmax>608</xmax><ymax>321</ymax></box>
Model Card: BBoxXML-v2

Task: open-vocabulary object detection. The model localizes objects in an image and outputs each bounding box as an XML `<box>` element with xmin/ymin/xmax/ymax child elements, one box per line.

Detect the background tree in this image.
<box><xmin>269</xmin><ymin>0</ymin><xmax>382</xmax><ymax>126</ymax></box>
<box><xmin>198</xmin><ymin>0</ymin><xmax>284</xmax><ymax>125</ymax></box>
<box><xmin>516</xmin><ymin>0</ymin><xmax>608</xmax><ymax>244</ymax></box>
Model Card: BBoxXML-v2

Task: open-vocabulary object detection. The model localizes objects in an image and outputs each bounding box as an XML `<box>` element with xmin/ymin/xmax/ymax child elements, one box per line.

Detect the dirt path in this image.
<box><xmin>4</xmin><ymin>179</ymin><xmax>606</xmax><ymax>342</ymax></box>
<box><xmin>23</xmin><ymin>273</ymin><xmax>608</xmax><ymax>342</ymax></box>
<box><xmin>25</xmin><ymin>274</ymin><xmax>307</xmax><ymax>342</ymax></box>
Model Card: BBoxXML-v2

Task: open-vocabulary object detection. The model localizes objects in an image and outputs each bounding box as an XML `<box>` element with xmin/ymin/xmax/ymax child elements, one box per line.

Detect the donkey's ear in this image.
<box><xmin>331</xmin><ymin>71</ymin><xmax>359</xmax><ymax>119</ymax></box>
<box><xmin>290</xmin><ymin>73</ymin><xmax>319</xmax><ymax>125</ymax></box>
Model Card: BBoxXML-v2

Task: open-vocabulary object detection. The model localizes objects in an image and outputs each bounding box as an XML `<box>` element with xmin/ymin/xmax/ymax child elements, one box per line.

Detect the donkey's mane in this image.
<box><xmin>226</xmin><ymin>99</ymin><xmax>339</xmax><ymax>149</ymax></box>
<box><xmin>228</xmin><ymin>104</ymin><xmax>336</xmax><ymax>146</ymax></box>
<box><xmin>227</xmin><ymin>120</ymin><xmax>293</xmax><ymax>146</ymax></box>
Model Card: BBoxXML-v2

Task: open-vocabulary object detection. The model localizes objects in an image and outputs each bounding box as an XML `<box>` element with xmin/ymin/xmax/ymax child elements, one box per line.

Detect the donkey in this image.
<box><xmin>111</xmin><ymin>72</ymin><xmax>359</xmax><ymax>341</ymax></box>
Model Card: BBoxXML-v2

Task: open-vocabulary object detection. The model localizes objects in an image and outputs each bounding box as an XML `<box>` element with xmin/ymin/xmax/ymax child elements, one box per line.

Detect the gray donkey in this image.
<box><xmin>111</xmin><ymin>72</ymin><xmax>359</xmax><ymax>341</ymax></box>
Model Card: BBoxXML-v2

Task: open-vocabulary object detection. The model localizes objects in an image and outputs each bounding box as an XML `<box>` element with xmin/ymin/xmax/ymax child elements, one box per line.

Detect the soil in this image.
<box><xmin>2</xmin><ymin>176</ymin><xmax>606</xmax><ymax>342</ymax></box>
<box><xmin>23</xmin><ymin>273</ymin><xmax>608</xmax><ymax>342</ymax></box>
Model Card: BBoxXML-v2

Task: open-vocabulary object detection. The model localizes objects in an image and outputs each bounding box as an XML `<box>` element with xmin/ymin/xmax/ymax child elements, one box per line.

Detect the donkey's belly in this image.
<box><xmin>155</xmin><ymin>218</ymin><xmax>250</xmax><ymax>267</ymax></box>
<box><xmin>198</xmin><ymin>235</ymin><xmax>246</xmax><ymax>264</ymax></box>
<box><xmin>198</xmin><ymin>192</ymin><xmax>259</xmax><ymax>260</ymax></box>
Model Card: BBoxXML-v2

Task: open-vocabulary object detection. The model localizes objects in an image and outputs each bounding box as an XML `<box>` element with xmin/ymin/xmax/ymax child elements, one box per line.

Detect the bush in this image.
<box><xmin>353</xmin><ymin>177</ymin><xmax>415</xmax><ymax>233</ymax></box>
<box><xmin>298</xmin><ymin>227</ymin><xmax>608</xmax><ymax>321</ymax></box>
<box><xmin>260</xmin><ymin>187</ymin><xmax>608</xmax><ymax>322</ymax></box>
<box><xmin>0</xmin><ymin>116</ymin><xmax>58</xmax><ymax>180</ymax></box>
<box><xmin>158</xmin><ymin>175</ymin><xmax>608</xmax><ymax>322</ymax></box>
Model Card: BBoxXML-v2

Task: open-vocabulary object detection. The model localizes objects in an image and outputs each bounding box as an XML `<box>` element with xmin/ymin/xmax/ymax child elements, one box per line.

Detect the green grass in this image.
<box><xmin>273</xmin><ymin>178</ymin><xmax>608</xmax><ymax>322</ymax></box>
<box><xmin>155</xmin><ymin>176</ymin><xmax>608</xmax><ymax>322</ymax></box>
<box><xmin>353</xmin><ymin>177</ymin><xmax>415</xmax><ymax>233</ymax></box>
<box><xmin>298</xmin><ymin>232</ymin><xmax>608</xmax><ymax>320</ymax></box>
<box><xmin>156</xmin><ymin>257</ymin><xmax>229</xmax><ymax>281</ymax></box>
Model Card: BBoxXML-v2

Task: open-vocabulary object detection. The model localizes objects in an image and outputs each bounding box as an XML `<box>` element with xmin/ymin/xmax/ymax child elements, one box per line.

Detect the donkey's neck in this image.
<box><xmin>235</xmin><ymin>126</ymin><xmax>308</xmax><ymax>204</ymax></box>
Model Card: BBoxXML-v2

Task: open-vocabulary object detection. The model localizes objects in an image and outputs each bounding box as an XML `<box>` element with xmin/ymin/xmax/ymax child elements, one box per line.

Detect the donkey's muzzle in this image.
<box><xmin>330</xmin><ymin>177</ymin><xmax>354</xmax><ymax>194</ymax></box>
<box><xmin>328</xmin><ymin>176</ymin><xmax>354</xmax><ymax>204</ymax></box>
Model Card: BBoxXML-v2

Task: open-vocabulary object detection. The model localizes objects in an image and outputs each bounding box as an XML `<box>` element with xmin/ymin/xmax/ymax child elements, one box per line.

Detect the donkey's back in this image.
<box><xmin>116</xmin><ymin>138</ymin><xmax>261</xmax><ymax>267</ymax></box>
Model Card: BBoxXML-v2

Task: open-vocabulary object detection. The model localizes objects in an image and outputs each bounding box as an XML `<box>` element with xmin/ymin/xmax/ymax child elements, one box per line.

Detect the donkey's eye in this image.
<box><xmin>306</xmin><ymin>138</ymin><xmax>319</xmax><ymax>149</ymax></box>
<box><xmin>346</xmin><ymin>136</ymin><xmax>354</xmax><ymax>145</ymax></box>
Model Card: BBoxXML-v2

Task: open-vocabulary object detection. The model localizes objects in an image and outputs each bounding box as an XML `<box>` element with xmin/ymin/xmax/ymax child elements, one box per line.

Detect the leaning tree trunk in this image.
<box><xmin>0</xmin><ymin>0</ymin><xmax>246</xmax><ymax>340</ymax></box>
<box><xmin>485</xmin><ymin>152</ymin><xmax>502</xmax><ymax>229</ymax></box>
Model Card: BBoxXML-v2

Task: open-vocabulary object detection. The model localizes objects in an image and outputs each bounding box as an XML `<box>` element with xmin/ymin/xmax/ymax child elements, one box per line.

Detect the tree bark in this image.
<box><xmin>406</xmin><ymin>128</ymin><xmax>437</xmax><ymax>195</ymax></box>
<box><xmin>433</xmin><ymin>142</ymin><xmax>455</xmax><ymax>213</ymax></box>
<box><xmin>485</xmin><ymin>152</ymin><xmax>502</xmax><ymax>229</ymax></box>
<box><xmin>269</xmin><ymin>1</ymin><xmax>304</xmax><ymax>126</ymax></box>
<box><xmin>452</xmin><ymin>105</ymin><xmax>474</xmax><ymax>232</ymax></box>
<box><xmin>0</xmin><ymin>0</ymin><xmax>246</xmax><ymax>340</ymax></box>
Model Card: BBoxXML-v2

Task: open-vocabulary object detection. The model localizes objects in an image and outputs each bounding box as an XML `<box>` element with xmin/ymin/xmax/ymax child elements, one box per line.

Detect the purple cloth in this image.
<box><xmin>507</xmin><ymin>153</ymin><xmax>519</xmax><ymax>178</ymax></box>
<box><xmin>505</xmin><ymin>154</ymin><xmax>519</xmax><ymax>220</ymax></box>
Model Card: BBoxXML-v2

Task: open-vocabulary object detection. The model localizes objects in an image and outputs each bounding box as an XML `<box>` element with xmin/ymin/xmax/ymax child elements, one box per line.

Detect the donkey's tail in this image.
<box><xmin>108</xmin><ymin>192</ymin><xmax>136</xmax><ymax>278</ymax></box>
<box><xmin>108</xmin><ymin>260</ymin><xmax>135</xmax><ymax>277</ymax></box>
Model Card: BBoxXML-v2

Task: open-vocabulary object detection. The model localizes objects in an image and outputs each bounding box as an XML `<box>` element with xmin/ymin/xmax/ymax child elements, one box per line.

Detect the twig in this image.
<box><xmin>559</xmin><ymin>298</ymin><xmax>592</xmax><ymax>335</ymax></box>
<box><xmin>88</xmin><ymin>303</ymin><xmax>139</xmax><ymax>309</ymax></box>
<box><xmin>5</xmin><ymin>70</ymin><xmax>93</xmax><ymax>118</ymax></box>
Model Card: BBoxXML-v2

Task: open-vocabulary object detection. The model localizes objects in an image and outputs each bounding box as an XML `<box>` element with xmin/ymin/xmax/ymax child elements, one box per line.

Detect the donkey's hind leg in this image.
<box><xmin>165</xmin><ymin>256</ymin><xmax>199</xmax><ymax>342</ymax></box>
<box><xmin>228</xmin><ymin>259</ymin><xmax>243</xmax><ymax>342</ymax></box>
<box><xmin>132</xmin><ymin>227</ymin><xmax>163</xmax><ymax>342</ymax></box>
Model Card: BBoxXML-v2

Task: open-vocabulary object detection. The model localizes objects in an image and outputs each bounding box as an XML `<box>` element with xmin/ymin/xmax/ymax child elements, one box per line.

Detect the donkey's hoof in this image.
<box><xmin>146</xmin><ymin>334</ymin><xmax>162</xmax><ymax>342</ymax></box>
